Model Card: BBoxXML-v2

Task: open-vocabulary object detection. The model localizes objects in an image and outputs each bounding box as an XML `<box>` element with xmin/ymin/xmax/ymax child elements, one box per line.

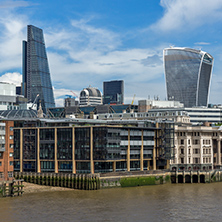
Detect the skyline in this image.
<box><xmin>0</xmin><ymin>0</ymin><xmax>222</xmax><ymax>106</ymax></box>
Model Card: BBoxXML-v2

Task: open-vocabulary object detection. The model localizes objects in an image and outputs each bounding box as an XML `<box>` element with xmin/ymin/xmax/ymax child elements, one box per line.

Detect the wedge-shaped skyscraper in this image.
<box><xmin>164</xmin><ymin>47</ymin><xmax>213</xmax><ymax>107</ymax></box>
<box><xmin>23</xmin><ymin>25</ymin><xmax>55</xmax><ymax>112</ymax></box>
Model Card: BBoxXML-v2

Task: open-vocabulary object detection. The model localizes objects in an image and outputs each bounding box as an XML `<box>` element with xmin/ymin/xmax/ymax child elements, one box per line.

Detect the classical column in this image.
<box><xmin>72</xmin><ymin>127</ymin><xmax>76</xmax><ymax>174</ymax></box>
<box><xmin>20</xmin><ymin>129</ymin><xmax>23</xmax><ymax>172</ymax></box>
<box><xmin>37</xmin><ymin>128</ymin><xmax>40</xmax><ymax>173</ymax></box>
<box><xmin>127</xmin><ymin>129</ymin><xmax>130</xmax><ymax>171</ymax></box>
<box><xmin>54</xmin><ymin>128</ymin><xmax>58</xmax><ymax>173</ymax></box>
<box><xmin>90</xmin><ymin>127</ymin><xmax>94</xmax><ymax>174</ymax></box>
<box><xmin>113</xmin><ymin>161</ymin><xmax>116</xmax><ymax>172</ymax></box>
<box><xmin>140</xmin><ymin>130</ymin><xmax>144</xmax><ymax>171</ymax></box>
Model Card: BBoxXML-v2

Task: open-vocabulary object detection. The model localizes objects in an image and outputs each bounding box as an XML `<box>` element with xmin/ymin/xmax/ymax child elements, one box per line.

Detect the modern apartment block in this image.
<box><xmin>171</xmin><ymin>125</ymin><xmax>222</xmax><ymax>171</ymax></box>
<box><xmin>22</xmin><ymin>25</ymin><xmax>55</xmax><ymax>113</ymax></box>
<box><xmin>12</xmin><ymin>119</ymin><xmax>174</xmax><ymax>173</ymax></box>
<box><xmin>0</xmin><ymin>121</ymin><xmax>14</xmax><ymax>181</ymax></box>
<box><xmin>103</xmin><ymin>80</ymin><xmax>124</xmax><ymax>105</ymax></box>
<box><xmin>164</xmin><ymin>47</ymin><xmax>213</xmax><ymax>107</ymax></box>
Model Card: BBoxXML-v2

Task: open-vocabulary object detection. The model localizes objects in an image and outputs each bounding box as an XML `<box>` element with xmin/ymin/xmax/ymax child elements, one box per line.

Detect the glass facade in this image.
<box><xmin>164</xmin><ymin>48</ymin><xmax>213</xmax><ymax>107</ymax></box>
<box><xmin>57</xmin><ymin>128</ymin><xmax>72</xmax><ymax>160</ymax></box>
<box><xmin>75</xmin><ymin>128</ymin><xmax>90</xmax><ymax>160</ymax></box>
<box><xmin>103</xmin><ymin>80</ymin><xmax>124</xmax><ymax>104</ymax></box>
<box><xmin>40</xmin><ymin>128</ymin><xmax>55</xmax><ymax>160</ymax></box>
<box><xmin>13</xmin><ymin>129</ymin><xmax>20</xmax><ymax>160</ymax></box>
<box><xmin>13</xmin><ymin>124</ymin><xmax>170</xmax><ymax>173</ymax></box>
<box><xmin>23</xmin><ymin>25</ymin><xmax>55</xmax><ymax>113</ymax></box>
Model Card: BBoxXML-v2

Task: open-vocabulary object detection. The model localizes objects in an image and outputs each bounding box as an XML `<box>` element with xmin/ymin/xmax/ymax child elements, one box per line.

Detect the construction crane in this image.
<box><xmin>70</xmin><ymin>90</ymin><xmax>78</xmax><ymax>99</ymax></box>
<box><xmin>29</xmin><ymin>94</ymin><xmax>39</xmax><ymax>110</ymax></box>
<box><xmin>131</xmin><ymin>94</ymin><xmax>136</xmax><ymax>105</ymax></box>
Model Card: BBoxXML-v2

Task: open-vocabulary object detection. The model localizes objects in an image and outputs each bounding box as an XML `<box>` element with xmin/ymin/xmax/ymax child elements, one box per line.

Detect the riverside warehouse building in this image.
<box><xmin>0</xmin><ymin>113</ymin><xmax>174</xmax><ymax>174</ymax></box>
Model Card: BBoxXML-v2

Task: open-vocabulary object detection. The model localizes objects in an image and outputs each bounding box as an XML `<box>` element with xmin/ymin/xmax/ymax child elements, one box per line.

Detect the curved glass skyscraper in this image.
<box><xmin>164</xmin><ymin>47</ymin><xmax>213</xmax><ymax>107</ymax></box>
<box><xmin>23</xmin><ymin>25</ymin><xmax>55</xmax><ymax>113</ymax></box>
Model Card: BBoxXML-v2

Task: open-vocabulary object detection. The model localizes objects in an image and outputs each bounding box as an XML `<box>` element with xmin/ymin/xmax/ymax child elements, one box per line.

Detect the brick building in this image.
<box><xmin>0</xmin><ymin>120</ymin><xmax>14</xmax><ymax>181</ymax></box>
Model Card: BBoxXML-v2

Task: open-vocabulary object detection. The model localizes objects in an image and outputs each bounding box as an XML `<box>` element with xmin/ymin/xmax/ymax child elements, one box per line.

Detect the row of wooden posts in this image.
<box><xmin>14</xmin><ymin>172</ymin><xmax>100</xmax><ymax>190</ymax></box>
<box><xmin>0</xmin><ymin>180</ymin><xmax>24</xmax><ymax>197</ymax></box>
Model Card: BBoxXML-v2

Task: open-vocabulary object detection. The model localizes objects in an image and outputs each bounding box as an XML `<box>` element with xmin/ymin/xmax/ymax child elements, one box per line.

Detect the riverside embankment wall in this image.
<box><xmin>14</xmin><ymin>170</ymin><xmax>222</xmax><ymax>190</ymax></box>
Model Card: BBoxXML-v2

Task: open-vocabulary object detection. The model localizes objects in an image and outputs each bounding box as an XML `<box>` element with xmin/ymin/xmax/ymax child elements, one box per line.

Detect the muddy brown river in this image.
<box><xmin>0</xmin><ymin>183</ymin><xmax>222</xmax><ymax>221</ymax></box>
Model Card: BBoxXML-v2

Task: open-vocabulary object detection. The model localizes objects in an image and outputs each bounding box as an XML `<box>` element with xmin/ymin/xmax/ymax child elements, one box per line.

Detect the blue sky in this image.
<box><xmin>0</xmin><ymin>0</ymin><xmax>222</xmax><ymax>106</ymax></box>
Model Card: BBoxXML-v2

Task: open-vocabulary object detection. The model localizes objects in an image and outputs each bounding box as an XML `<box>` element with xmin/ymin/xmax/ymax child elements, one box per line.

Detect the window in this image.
<box><xmin>193</xmin><ymin>158</ymin><xmax>200</xmax><ymax>164</ymax></box>
<box><xmin>193</xmin><ymin>140</ymin><xmax>199</xmax><ymax>145</ymax></box>
<box><xmin>9</xmin><ymin>135</ymin><xmax>13</xmax><ymax>140</ymax></box>
<box><xmin>0</xmin><ymin>161</ymin><xmax>1</xmax><ymax>166</ymax></box>
<box><xmin>188</xmin><ymin>149</ymin><xmax>191</xmax><ymax>154</ymax></box>
<box><xmin>8</xmin><ymin>172</ymin><xmax>13</xmax><ymax>178</ymax></box>
<box><xmin>10</xmin><ymin>144</ymin><xmax>13</xmax><ymax>148</ymax></box>
<box><xmin>203</xmin><ymin>149</ymin><xmax>205</xmax><ymax>154</ymax></box>
<box><xmin>0</xmin><ymin>153</ymin><xmax>2</xmax><ymax>157</ymax></box>
<box><xmin>188</xmin><ymin>139</ymin><xmax>190</xmax><ymax>145</ymax></box>
<box><xmin>189</xmin><ymin>158</ymin><xmax>190</xmax><ymax>163</ymax></box>
<box><xmin>180</xmin><ymin>139</ymin><xmax>184</xmax><ymax>145</ymax></box>
<box><xmin>9</xmin><ymin>153</ymin><xmax>13</xmax><ymax>157</ymax></box>
<box><xmin>9</xmin><ymin>161</ymin><xmax>13</xmax><ymax>166</ymax></box>
<box><xmin>181</xmin><ymin>149</ymin><xmax>184</xmax><ymax>154</ymax></box>
<box><xmin>181</xmin><ymin>158</ymin><xmax>184</xmax><ymax>164</ymax></box>
<box><xmin>193</xmin><ymin>149</ymin><xmax>200</xmax><ymax>154</ymax></box>
<box><xmin>10</xmin><ymin>127</ymin><xmax>13</xmax><ymax>131</ymax></box>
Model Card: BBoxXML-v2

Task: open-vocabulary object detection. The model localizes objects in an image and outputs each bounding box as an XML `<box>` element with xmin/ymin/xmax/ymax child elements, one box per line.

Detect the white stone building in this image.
<box><xmin>171</xmin><ymin>125</ymin><xmax>222</xmax><ymax>171</ymax></box>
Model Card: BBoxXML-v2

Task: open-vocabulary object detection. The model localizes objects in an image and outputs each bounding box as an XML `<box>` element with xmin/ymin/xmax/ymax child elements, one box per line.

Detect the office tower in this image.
<box><xmin>103</xmin><ymin>80</ymin><xmax>124</xmax><ymax>105</ymax></box>
<box><xmin>163</xmin><ymin>47</ymin><xmax>213</xmax><ymax>107</ymax></box>
<box><xmin>22</xmin><ymin>25</ymin><xmax>55</xmax><ymax>113</ymax></box>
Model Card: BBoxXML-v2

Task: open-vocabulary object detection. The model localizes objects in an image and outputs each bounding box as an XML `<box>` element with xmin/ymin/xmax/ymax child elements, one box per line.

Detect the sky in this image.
<box><xmin>0</xmin><ymin>0</ymin><xmax>222</xmax><ymax>106</ymax></box>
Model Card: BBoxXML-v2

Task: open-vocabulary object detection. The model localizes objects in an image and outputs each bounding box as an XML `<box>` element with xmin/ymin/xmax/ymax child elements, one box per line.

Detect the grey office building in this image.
<box><xmin>103</xmin><ymin>80</ymin><xmax>124</xmax><ymax>104</ymax></box>
<box><xmin>22</xmin><ymin>25</ymin><xmax>55</xmax><ymax>112</ymax></box>
<box><xmin>164</xmin><ymin>47</ymin><xmax>213</xmax><ymax>107</ymax></box>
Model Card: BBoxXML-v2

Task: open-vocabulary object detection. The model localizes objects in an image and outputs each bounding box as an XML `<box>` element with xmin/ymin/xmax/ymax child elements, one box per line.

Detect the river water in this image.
<box><xmin>1</xmin><ymin>183</ymin><xmax>222</xmax><ymax>222</ymax></box>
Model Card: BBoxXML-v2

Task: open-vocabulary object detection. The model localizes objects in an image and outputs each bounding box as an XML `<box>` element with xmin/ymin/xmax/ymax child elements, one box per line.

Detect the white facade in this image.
<box><xmin>171</xmin><ymin>125</ymin><xmax>222</xmax><ymax>170</ymax></box>
<box><xmin>79</xmin><ymin>87</ymin><xmax>102</xmax><ymax>106</ymax></box>
<box><xmin>0</xmin><ymin>82</ymin><xmax>16</xmax><ymax>110</ymax></box>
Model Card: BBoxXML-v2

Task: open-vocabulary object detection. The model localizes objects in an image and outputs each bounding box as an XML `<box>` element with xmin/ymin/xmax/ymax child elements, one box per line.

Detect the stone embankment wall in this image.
<box><xmin>100</xmin><ymin>172</ymin><xmax>171</xmax><ymax>188</ymax></box>
<box><xmin>170</xmin><ymin>170</ymin><xmax>222</xmax><ymax>184</ymax></box>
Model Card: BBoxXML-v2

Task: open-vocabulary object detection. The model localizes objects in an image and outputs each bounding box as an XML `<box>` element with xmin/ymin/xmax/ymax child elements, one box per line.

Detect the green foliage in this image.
<box><xmin>165</xmin><ymin>175</ymin><xmax>171</xmax><ymax>182</ymax></box>
<box><xmin>120</xmin><ymin>176</ymin><xmax>156</xmax><ymax>187</ymax></box>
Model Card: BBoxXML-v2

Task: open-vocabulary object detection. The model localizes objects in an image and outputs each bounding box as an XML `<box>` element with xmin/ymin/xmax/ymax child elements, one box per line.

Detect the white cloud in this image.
<box><xmin>0</xmin><ymin>11</ymin><xmax>27</xmax><ymax>72</ymax></box>
<box><xmin>0</xmin><ymin>1</ymin><xmax>32</xmax><ymax>9</ymax></box>
<box><xmin>44</xmin><ymin>19</ymin><xmax>165</xmax><ymax>101</ymax></box>
<box><xmin>0</xmin><ymin>72</ymin><xmax>22</xmax><ymax>86</ymax></box>
<box><xmin>195</xmin><ymin>42</ymin><xmax>211</xmax><ymax>45</ymax></box>
<box><xmin>53</xmin><ymin>88</ymin><xmax>79</xmax><ymax>107</ymax></box>
<box><xmin>151</xmin><ymin>0</ymin><xmax>222</xmax><ymax>32</ymax></box>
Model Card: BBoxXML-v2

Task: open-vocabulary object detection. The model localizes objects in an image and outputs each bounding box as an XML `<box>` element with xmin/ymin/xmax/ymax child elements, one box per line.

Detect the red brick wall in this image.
<box><xmin>0</xmin><ymin>121</ymin><xmax>14</xmax><ymax>181</ymax></box>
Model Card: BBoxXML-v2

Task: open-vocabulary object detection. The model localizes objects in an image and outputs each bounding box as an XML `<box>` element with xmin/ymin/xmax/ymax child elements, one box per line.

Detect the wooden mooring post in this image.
<box><xmin>14</xmin><ymin>172</ymin><xmax>100</xmax><ymax>190</ymax></box>
<box><xmin>0</xmin><ymin>180</ymin><xmax>24</xmax><ymax>197</ymax></box>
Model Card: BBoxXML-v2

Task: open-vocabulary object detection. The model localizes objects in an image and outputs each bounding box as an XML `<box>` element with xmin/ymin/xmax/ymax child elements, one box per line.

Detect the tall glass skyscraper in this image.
<box><xmin>164</xmin><ymin>47</ymin><xmax>213</xmax><ymax>107</ymax></box>
<box><xmin>22</xmin><ymin>25</ymin><xmax>55</xmax><ymax>113</ymax></box>
<box><xmin>103</xmin><ymin>80</ymin><xmax>124</xmax><ymax>105</ymax></box>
